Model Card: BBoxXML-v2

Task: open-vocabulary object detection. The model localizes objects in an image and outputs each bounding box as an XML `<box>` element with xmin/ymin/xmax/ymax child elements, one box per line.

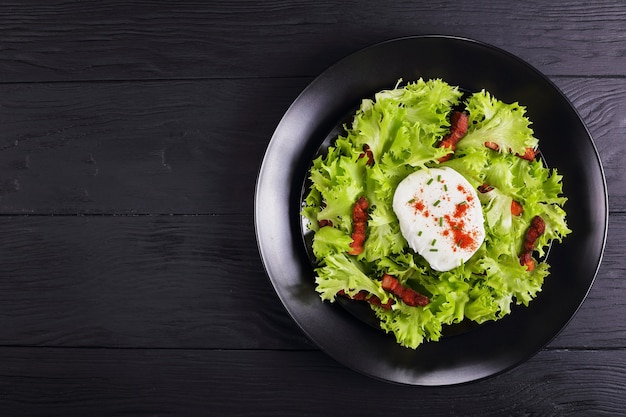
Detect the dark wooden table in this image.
<box><xmin>0</xmin><ymin>1</ymin><xmax>623</xmax><ymax>415</ymax></box>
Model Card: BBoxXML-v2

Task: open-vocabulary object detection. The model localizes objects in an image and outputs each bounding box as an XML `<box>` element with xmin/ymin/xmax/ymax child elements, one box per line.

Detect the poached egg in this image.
<box><xmin>392</xmin><ymin>167</ymin><xmax>485</xmax><ymax>272</ymax></box>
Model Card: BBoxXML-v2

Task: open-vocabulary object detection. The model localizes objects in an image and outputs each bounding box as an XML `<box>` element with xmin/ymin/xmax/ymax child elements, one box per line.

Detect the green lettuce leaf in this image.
<box><xmin>307</xmin><ymin>154</ymin><xmax>367</xmax><ymax>232</ymax></box>
<box><xmin>311</xmin><ymin>226</ymin><xmax>353</xmax><ymax>260</ymax></box>
<box><xmin>315</xmin><ymin>252</ymin><xmax>390</xmax><ymax>303</ymax></box>
<box><xmin>362</xmin><ymin>203</ymin><xmax>406</xmax><ymax>262</ymax></box>
<box><xmin>458</xmin><ymin>90</ymin><xmax>538</xmax><ymax>156</ymax></box>
<box><xmin>375</xmin><ymin>303</ymin><xmax>441</xmax><ymax>348</ymax></box>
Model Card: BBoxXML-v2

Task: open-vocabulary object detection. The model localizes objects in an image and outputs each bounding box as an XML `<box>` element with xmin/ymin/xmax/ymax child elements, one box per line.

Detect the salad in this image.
<box><xmin>301</xmin><ymin>78</ymin><xmax>570</xmax><ymax>349</ymax></box>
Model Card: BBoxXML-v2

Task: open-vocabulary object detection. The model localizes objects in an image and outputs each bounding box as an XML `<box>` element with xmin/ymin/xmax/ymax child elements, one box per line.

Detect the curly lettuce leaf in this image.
<box><xmin>349</xmin><ymin>78</ymin><xmax>462</xmax><ymax>165</ymax></box>
<box><xmin>477</xmin><ymin>254</ymin><xmax>549</xmax><ymax>308</ymax></box>
<box><xmin>458</xmin><ymin>90</ymin><xmax>538</xmax><ymax>156</ymax></box>
<box><xmin>315</xmin><ymin>252</ymin><xmax>391</xmax><ymax>304</ymax></box>
<box><xmin>480</xmin><ymin>187</ymin><xmax>515</xmax><ymax>236</ymax></box>
<box><xmin>306</xmin><ymin>154</ymin><xmax>367</xmax><ymax>232</ymax></box>
<box><xmin>439</xmin><ymin>146</ymin><xmax>490</xmax><ymax>184</ymax></box>
<box><xmin>361</xmin><ymin>203</ymin><xmax>406</xmax><ymax>263</ymax></box>
<box><xmin>400</xmin><ymin>78</ymin><xmax>464</xmax><ymax>132</ymax></box>
<box><xmin>382</xmin><ymin>123</ymin><xmax>450</xmax><ymax>170</ymax></box>
<box><xmin>375</xmin><ymin>302</ymin><xmax>441</xmax><ymax>348</ymax></box>
<box><xmin>311</xmin><ymin>226</ymin><xmax>353</xmax><ymax>260</ymax></box>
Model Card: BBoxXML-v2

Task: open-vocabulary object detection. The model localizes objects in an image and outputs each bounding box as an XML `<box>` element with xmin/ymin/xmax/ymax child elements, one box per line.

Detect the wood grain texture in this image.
<box><xmin>553</xmin><ymin>77</ymin><xmax>626</xmax><ymax>212</ymax></box>
<box><xmin>0</xmin><ymin>347</ymin><xmax>624</xmax><ymax>416</ymax></box>
<box><xmin>0</xmin><ymin>1</ymin><xmax>623</xmax><ymax>414</ymax></box>
<box><xmin>0</xmin><ymin>215</ymin><xmax>312</xmax><ymax>349</ymax></box>
<box><xmin>0</xmin><ymin>78</ymin><xmax>307</xmax><ymax>214</ymax></box>
<box><xmin>0</xmin><ymin>0</ymin><xmax>624</xmax><ymax>82</ymax></box>
<box><xmin>0</xmin><ymin>76</ymin><xmax>623</xmax><ymax>214</ymax></box>
<box><xmin>0</xmin><ymin>213</ymin><xmax>621</xmax><ymax>350</ymax></box>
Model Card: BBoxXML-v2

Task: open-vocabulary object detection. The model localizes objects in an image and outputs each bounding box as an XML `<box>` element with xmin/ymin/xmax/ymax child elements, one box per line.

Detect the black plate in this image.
<box><xmin>255</xmin><ymin>35</ymin><xmax>608</xmax><ymax>385</ymax></box>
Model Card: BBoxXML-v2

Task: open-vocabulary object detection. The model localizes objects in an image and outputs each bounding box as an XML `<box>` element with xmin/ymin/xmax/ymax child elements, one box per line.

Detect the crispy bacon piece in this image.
<box><xmin>484</xmin><ymin>141</ymin><xmax>538</xmax><ymax>161</ymax></box>
<box><xmin>318</xmin><ymin>219</ymin><xmax>333</xmax><ymax>228</ymax></box>
<box><xmin>337</xmin><ymin>289</ymin><xmax>394</xmax><ymax>310</ymax></box>
<box><xmin>478</xmin><ymin>183</ymin><xmax>494</xmax><ymax>193</ymax></box>
<box><xmin>519</xmin><ymin>215</ymin><xmax>546</xmax><ymax>271</ymax></box>
<box><xmin>511</xmin><ymin>200</ymin><xmax>524</xmax><ymax>216</ymax></box>
<box><xmin>518</xmin><ymin>147</ymin><xmax>539</xmax><ymax>161</ymax></box>
<box><xmin>519</xmin><ymin>252</ymin><xmax>534</xmax><ymax>271</ymax></box>
<box><xmin>437</xmin><ymin>111</ymin><xmax>469</xmax><ymax>162</ymax></box>
<box><xmin>381</xmin><ymin>274</ymin><xmax>429</xmax><ymax>307</ymax></box>
<box><xmin>358</xmin><ymin>144</ymin><xmax>374</xmax><ymax>166</ymax></box>
<box><xmin>484</xmin><ymin>141</ymin><xmax>500</xmax><ymax>152</ymax></box>
<box><xmin>523</xmin><ymin>216</ymin><xmax>546</xmax><ymax>253</ymax></box>
<box><xmin>348</xmin><ymin>196</ymin><xmax>369</xmax><ymax>255</ymax></box>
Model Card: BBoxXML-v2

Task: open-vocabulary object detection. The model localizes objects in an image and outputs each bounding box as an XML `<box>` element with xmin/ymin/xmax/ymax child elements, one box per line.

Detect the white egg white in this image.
<box><xmin>392</xmin><ymin>167</ymin><xmax>485</xmax><ymax>272</ymax></box>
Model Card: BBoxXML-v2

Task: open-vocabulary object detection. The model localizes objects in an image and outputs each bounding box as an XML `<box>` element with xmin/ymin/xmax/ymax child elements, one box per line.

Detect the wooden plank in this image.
<box><xmin>0</xmin><ymin>1</ymin><xmax>624</xmax><ymax>82</ymax></box>
<box><xmin>0</xmin><ymin>347</ymin><xmax>624</xmax><ymax>416</ymax></box>
<box><xmin>0</xmin><ymin>213</ymin><xmax>621</xmax><ymax>350</ymax></box>
<box><xmin>0</xmin><ymin>215</ymin><xmax>312</xmax><ymax>350</ymax></box>
<box><xmin>0</xmin><ymin>78</ymin><xmax>308</xmax><ymax>214</ymax></box>
<box><xmin>0</xmin><ymin>76</ymin><xmax>623</xmax><ymax>215</ymax></box>
<box><xmin>553</xmin><ymin>77</ymin><xmax>626</xmax><ymax>211</ymax></box>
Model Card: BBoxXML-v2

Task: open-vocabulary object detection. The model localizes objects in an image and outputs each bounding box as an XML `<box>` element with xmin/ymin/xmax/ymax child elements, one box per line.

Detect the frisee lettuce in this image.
<box><xmin>302</xmin><ymin>78</ymin><xmax>571</xmax><ymax>349</ymax></box>
<box><xmin>458</xmin><ymin>90</ymin><xmax>538</xmax><ymax>155</ymax></box>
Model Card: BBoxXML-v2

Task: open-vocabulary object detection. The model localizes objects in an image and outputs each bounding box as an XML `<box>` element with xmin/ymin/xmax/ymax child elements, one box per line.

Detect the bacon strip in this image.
<box><xmin>518</xmin><ymin>147</ymin><xmax>539</xmax><ymax>161</ymax></box>
<box><xmin>484</xmin><ymin>141</ymin><xmax>538</xmax><ymax>161</ymax></box>
<box><xmin>437</xmin><ymin>111</ymin><xmax>469</xmax><ymax>162</ymax></box>
<box><xmin>358</xmin><ymin>144</ymin><xmax>374</xmax><ymax>166</ymax></box>
<box><xmin>348</xmin><ymin>196</ymin><xmax>369</xmax><ymax>255</ymax></box>
<box><xmin>381</xmin><ymin>274</ymin><xmax>429</xmax><ymax>307</ymax></box>
<box><xmin>511</xmin><ymin>200</ymin><xmax>524</xmax><ymax>216</ymax></box>
<box><xmin>519</xmin><ymin>215</ymin><xmax>546</xmax><ymax>271</ymax></box>
<box><xmin>337</xmin><ymin>289</ymin><xmax>394</xmax><ymax>310</ymax></box>
<box><xmin>478</xmin><ymin>183</ymin><xmax>494</xmax><ymax>194</ymax></box>
<box><xmin>318</xmin><ymin>219</ymin><xmax>333</xmax><ymax>228</ymax></box>
<box><xmin>484</xmin><ymin>141</ymin><xmax>499</xmax><ymax>152</ymax></box>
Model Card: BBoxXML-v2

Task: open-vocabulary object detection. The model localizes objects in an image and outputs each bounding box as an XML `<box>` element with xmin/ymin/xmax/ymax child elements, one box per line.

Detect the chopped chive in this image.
<box><xmin>433</xmin><ymin>199</ymin><xmax>441</xmax><ymax>206</ymax></box>
<box><xmin>408</xmin><ymin>198</ymin><xmax>415</xmax><ymax>204</ymax></box>
<box><xmin>427</xmin><ymin>178</ymin><xmax>434</xmax><ymax>185</ymax></box>
<box><xmin>429</xmin><ymin>248</ymin><xmax>438</xmax><ymax>252</ymax></box>
<box><xmin>444</xmin><ymin>184</ymin><xmax>448</xmax><ymax>191</ymax></box>
<box><xmin>458</xmin><ymin>201</ymin><xmax>467</xmax><ymax>206</ymax></box>
<box><xmin>437</xmin><ymin>175</ymin><xmax>441</xmax><ymax>182</ymax></box>
<box><xmin>417</xmin><ymin>231</ymin><xmax>423</xmax><ymax>236</ymax></box>
<box><xmin>439</xmin><ymin>217</ymin><xmax>443</xmax><ymax>226</ymax></box>
<box><xmin>431</xmin><ymin>238</ymin><xmax>437</xmax><ymax>246</ymax></box>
